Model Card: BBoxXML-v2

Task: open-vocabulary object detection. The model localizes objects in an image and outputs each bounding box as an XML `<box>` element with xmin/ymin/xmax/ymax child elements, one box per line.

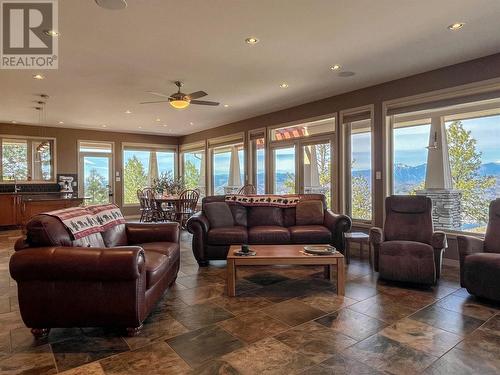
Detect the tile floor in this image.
<box><xmin>0</xmin><ymin>229</ymin><xmax>499</xmax><ymax>374</ymax></box>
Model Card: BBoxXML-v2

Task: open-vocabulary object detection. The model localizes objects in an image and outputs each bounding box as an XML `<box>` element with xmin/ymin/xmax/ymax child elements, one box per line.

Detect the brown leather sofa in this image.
<box><xmin>370</xmin><ymin>196</ymin><xmax>447</xmax><ymax>285</ymax></box>
<box><xmin>457</xmin><ymin>199</ymin><xmax>500</xmax><ymax>301</ymax></box>
<box><xmin>187</xmin><ymin>194</ymin><xmax>351</xmax><ymax>266</ymax></box>
<box><xmin>10</xmin><ymin>215</ymin><xmax>180</xmax><ymax>337</ymax></box>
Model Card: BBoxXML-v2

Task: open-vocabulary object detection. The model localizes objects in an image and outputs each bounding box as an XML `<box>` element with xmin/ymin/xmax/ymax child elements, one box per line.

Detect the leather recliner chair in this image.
<box><xmin>10</xmin><ymin>214</ymin><xmax>180</xmax><ymax>337</ymax></box>
<box><xmin>370</xmin><ymin>195</ymin><xmax>447</xmax><ymax>285</ymax></box>
<box><xmin>457</xmin><ymin>199</ymin><xmax>500</xmax><ymax>301</ymax></box>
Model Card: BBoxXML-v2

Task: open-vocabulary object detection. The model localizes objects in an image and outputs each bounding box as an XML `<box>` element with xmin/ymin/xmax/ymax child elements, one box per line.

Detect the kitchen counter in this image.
<box><xmin>0</xmin><ymin>193</ymin><xmax>84</xmax><ymax>227</ymax></box>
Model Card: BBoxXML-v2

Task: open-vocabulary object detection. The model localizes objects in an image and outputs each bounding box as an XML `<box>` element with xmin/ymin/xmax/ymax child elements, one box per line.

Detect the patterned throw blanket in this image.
<box><xmin>225</xmin><ymin>194</ymin><xmax>301</xmax><ymax>207</ymax></box>
<box><xmin>43</xmin><ymin>204</ymin><xmax>125</xmax><ymax>239</ymax></box>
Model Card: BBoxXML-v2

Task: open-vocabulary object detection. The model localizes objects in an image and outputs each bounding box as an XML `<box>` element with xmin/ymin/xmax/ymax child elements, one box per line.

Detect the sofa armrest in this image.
<box><xmin>10</xmin><ymin>246</ymin><xmax>145</xmax><ymax>282</ymax></box>
<box><xmin>186</xmin><ymin>211</ymin><xmax>210</xmax><ymax>234</ymax></box>
<box><xmin>432</xmin><ymin>231</ymin><xmax>447</xmax><ymax>250</ymax></box>
<box><xmin>369</xmin><ymin>227</ymin><xmax>384</xmax><ymax>245</ymax></box>
<box><xmin>126</xmin><ymin>222</ymin><xmax>180</xmax><ymax>245</ymax></box>
<box><xmin>186</xmin><ymin>211</ymin><xmax>210</xmax><ymax>265</ymax></box>
<box><xmin>324</xmin><ymin>210</ymin><xmax>351</xmax><ymax>251</ymax></box>
<box><xmin>457</xmin><ymin>234</ymin><xmax>485</xmax><ymax>287</ymax></box>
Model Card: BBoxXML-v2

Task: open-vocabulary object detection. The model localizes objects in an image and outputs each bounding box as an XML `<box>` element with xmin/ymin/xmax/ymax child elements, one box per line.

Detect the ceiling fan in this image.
<box><xmin>141</xmin><ymin>81</ymin><xmax>220</xmax><ymax>110</ymax></box>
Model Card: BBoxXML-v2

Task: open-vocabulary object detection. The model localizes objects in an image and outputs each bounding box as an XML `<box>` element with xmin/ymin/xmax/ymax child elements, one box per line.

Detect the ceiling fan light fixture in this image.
<box><xmin>169</xmin><ymin>99</ymin><xmax>190</xmax><ymax>109</ymax></box>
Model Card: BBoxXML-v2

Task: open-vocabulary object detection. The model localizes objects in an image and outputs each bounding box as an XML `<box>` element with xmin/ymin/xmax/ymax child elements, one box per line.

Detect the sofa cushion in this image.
<box><xmin>248</xmin><ymin>226</ymin><xmax>290</xmax><ymax>244</ymax></box>
<box><xmin>208</xmin><ymin>226</ymin><xmax>248</xmax><ymax>245</ymax></box>
<box><xmin>229</xmin><ymin>203</ymin><xmax>247</xmax><ymax>227</ymax></box>
<box><xmin>137</xmin><ymin>242</ymin><xmax>179</xmax><ymax>260</ymax></box>
<box><xmin>485</xmin><ymin>199</ymin><xmax>500</xmax><ymax>253</ymax></box>
<box><xmin>288</xmin><ymin>225</ymin><xmax>331</xmax><ymax>244</ymax></box>
<box><xmin>283</xmin><ymin>208</ymin><xmax>296</xmax><ymax>227</ymax></box>
<box><xmin>379</xmin><ymin>241</ymin><xmax>435</xmax><ymax>284</ymax></box>
<box><xmin>145</xmin><ymin>251</ymin><xmax>170</xmax><ymax>289</ymax></box>
<box><xmin>247</xmin><ymin>207</ymin><xmax>284</xmax><ymax>227</ymax></box>
<box><xmin>101</xmin><ymin>224</ymin><xmax>127</xmax><ymax>247</ymax></box>
<box><xmin>464</xmin><ymin>253</ymin><xmax>500</xmax><ymax>301</ymax></box>
<box><xmin>296</xmin><ymin>200</ymin><xmax>324</xmax><ymax>226</ymax></box>
<box><xmin>205</xmin><ymin>202</ymin><xmax>234</xmax><ymax>228</ymax></box>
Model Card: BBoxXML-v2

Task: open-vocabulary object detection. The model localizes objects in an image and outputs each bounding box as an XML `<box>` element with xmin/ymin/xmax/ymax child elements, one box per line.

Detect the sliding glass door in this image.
<box><xmin>78</xmin><ymin>141</ymin><xmax>113</xmax><ymax>205</ymax></box>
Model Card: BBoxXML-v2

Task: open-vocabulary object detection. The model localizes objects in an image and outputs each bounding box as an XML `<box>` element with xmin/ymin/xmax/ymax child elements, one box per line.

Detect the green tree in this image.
<box><xmin>447</xmin><ymin>120</ymin><xmax>495</xmax><ymax>224</ymax></box>
<box><xmin>351</xmin><ymin>160</ymin><xmax>371</xmax><ymax>220</ymax></box>
<box><xmin>184</xmin><ymin>160</ymin><xmax>201</xmax><ymax>190</ymax></box>
<box><xmin>283</xmin><ymin>172</ymin><xmax>296</xmax><ymax>194</ymax></box>
<box><xmin>124</xmin><ymin>155</ymin><xmax>148</xmax><ymax>204</ymax></box>
<box><xmin>85</xmin><ymin>169</ymin><xmax>108</xmax><ymax>205</ymax></box>
<box><xmin>2</xmin><ymin>142</ymin><xmax>28</xmax><ymax>180</ymax></box>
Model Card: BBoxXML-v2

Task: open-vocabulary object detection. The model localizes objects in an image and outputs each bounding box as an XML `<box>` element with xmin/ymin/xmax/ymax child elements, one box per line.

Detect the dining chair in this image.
<box><xmin>237</xmin><ymin>184</ymin><xmax>257</xmax><ymax>195</ymax></box>
<box><xmin>176</xmin><ymin>189</ymin><xmax>200</xmax><ymax>228</ymax></box>
<box><xmin>143</xmin><ymin>188</ymin><xmax>163</xmax><ymax>222</ymax></box>
<box><xmin>137</xmin><ymin>189</ymin><xmax>147</xmax><ymax>222</ymax></box>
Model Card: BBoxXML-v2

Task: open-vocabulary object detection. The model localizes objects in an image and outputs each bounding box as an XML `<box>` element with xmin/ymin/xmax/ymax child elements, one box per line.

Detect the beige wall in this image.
<box><xmin>0</xmin><ymin>124</ymin><xmax>177</xmax><ymax>216</ymax></box>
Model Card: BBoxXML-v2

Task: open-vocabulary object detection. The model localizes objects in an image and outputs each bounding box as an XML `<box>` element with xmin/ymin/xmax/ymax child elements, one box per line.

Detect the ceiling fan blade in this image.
<box><xmin>140</xmin><ymin>100</ymin><xmax>171</xmax><ymax>104</ymax></box>
<box><xmin>187</xmin><ymin>91</ymin><xmax>208</xmax><ymax>100</ymax></box>
<box><xmin>190</xmin><ymin>100</ymin><xmax>220</xmax><ymax>106</ymax></box>
<box><xmin>146</xmin><ymin>91</ymin><xmax>172</xmax><ymax>98</ymax></box>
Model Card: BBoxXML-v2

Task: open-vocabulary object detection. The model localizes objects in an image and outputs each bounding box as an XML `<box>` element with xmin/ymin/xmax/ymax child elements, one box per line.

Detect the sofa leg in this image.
<box><xmin>31</xmin><ymin>328</ymin><xmax>50</xmax><ymax>338</ymax></box>
<box><xmin>126</xmin><ymin>325</ymin><xmax>143</xmax><ymax>337</ymax></box>
<box><xmin>197</xmin><ymin>260</ymin><xmax>209</xmax><ymax>267</ymax></box>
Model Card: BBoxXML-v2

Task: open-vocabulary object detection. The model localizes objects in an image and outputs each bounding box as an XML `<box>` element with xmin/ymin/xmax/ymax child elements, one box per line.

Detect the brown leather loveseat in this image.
<box><xmin>10</xmin><ymin>215</ymin><xmax>180</xmax><ymax>337</ymax></box>
<box><xmin>187</xmin><ymin>194</ymin><xmax>351</xmax><ymax>266</ymax></box>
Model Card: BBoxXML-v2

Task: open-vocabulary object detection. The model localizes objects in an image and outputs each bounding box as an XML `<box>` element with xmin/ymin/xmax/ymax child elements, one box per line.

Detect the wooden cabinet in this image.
<box><xmin>0</xmin><ymin>194</ymin><xmax>83</xmax><ymax>228</ymax></box>
<box><xmin>0</xmin><ymin>195</ymin><xmax>17</xmax><ymax>226</ymax></box>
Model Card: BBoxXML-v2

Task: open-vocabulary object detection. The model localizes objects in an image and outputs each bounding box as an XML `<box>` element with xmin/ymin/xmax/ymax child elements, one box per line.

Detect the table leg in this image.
<box><xmin>336</xmin><ymin>258</ymin><xmax>345</xmax><ymax>296</ymax></box>
<box><xmin>227</xmin><ymin>259</ymin><xmax>236</xmax><ymax>297</ymax></box>
<box><xmin>345</xmin><ymin>240</ymin><xmax>351</xmax><ymax>264</ymax></box>
<box><xmin>324</xmin><ymin>265</ymin><xmax>334</xmax><ymax>281</ymax></box>
<box><xmin>368</xmin><ymin>242</ymin><xmax>373</xmax><ymax>267</ymax></box>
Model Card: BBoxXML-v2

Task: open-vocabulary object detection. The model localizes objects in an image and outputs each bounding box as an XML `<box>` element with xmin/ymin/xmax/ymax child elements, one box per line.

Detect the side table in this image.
<box><xmin>344</xmin><ymin>232</ymin><xmax>371</xmax><ymax>266</ymax></box>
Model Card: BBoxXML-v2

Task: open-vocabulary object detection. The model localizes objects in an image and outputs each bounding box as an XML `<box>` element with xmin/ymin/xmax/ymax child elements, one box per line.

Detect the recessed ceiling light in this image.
<box><xmin>155</xmin><ymin>118</ymin><xmax>161</xmax><ymax>122</ymax></box>
<box><xmin>330</xmin><ymin>64</ymin><xmax>342</xmax><ymax>71</ymax></box>
<box><xmin>279</xmin><ymin>83</ymin><xmax>289</xmax><ymax>88</ymax></box>
<box><xmin>338</xmin><ymin>71</ymin><xmax>355</xmax><ymax>77</ymax></box>
<box><xmin>125</xmin><ymin>110</ymin><xmax>132</xmax><ymax>114</ymax></box>
<box><xmin>189</xmin><ymin>122</ymin><xmax>194</xmax><ymax>125</ymax></box>
<box><xmin>33</xmin><ymin>74</ymin><xmax>45</xmax><ymax>80</ymax></box>
<box><xmin>245</xmin><ymin>37</ymin><xmax>259</xmax><ymax>45</ymax></box>
<box><xmin>11</xmin><ymin>121</ymin><xmax>17</xmax><ymax>124</ymax></box>
<box><xmin>448</xmin><ymin>22</ymin><xmax>465</xmax><ymax>31</ymax></box>
<box><xmin>101</xmin><ymin>124</ymin><xmax>107</xmax><ymax>128</ymax></box>
<box><xmin>223</xmin><ymin>104</ymin><xmax>229</xmax><ymax>108</ymax></box>
<box><xmin>95</xmin><ymin>0</ymin><xmax>128</xmax><ymax>10</ymax></box>
<box><xmin>162</xmin><ymin>124</ymin><xmax>167</xmax><ymax>127</ymax></box>
<box><xmin>138</xmin><ymin>126</ymin><xmax>142</xmax><ymax>129</ymax></box>
<box><xmin>58</xmin><ymin>121</ymin><xmax>64</xmax><ymax>124</ymax></box>
<box><xmin>44</xmin><ymin>30</ymin><xmax>59</xmax><ymax>37</ymax></box>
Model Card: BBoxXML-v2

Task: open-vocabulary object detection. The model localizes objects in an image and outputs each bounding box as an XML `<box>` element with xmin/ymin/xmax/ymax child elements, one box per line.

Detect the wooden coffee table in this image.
<box><xmin>227</xmin><ymin>244</ymin><xmax>345</xmax><ymax>297</ymax></box>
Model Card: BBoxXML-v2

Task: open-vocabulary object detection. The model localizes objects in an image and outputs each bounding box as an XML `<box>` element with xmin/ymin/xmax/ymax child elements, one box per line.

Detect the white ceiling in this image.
<box><xmin>1</xmin><ymin>0</ymin><xmax>500</xmax><ymax>136</ymax></box>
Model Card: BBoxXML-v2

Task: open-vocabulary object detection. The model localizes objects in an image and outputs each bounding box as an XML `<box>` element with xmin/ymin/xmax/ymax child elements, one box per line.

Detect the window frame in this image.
<box><xmin>180</xmin><ymin>140</ymin><xmax>207</xmax><ymax>197</ymax></box>
<box><xmin>340</xmin><ymin>105</ymin><xmax>375</xmax><ymax>226</ymax></box>
<box><xmin>121</xmin><ymin>142</ymin><xmax>178</xmax><ymax>207</ymax></box>
<box><xmin>384</xmin><ymin>83</ymin><xmax>500</xmax><ymax>236</ymax></box>
<box><xmin>0</xmin><ymin>134</ymin><xmax>57</xmax><ymax>183</ymax></box>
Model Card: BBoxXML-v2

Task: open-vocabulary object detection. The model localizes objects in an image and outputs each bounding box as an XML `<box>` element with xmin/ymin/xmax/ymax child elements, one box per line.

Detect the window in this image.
<box><xmin>273</xmin><ymin>146</ymin><xmax>296</xmax><ymax>194</ymax></box>
<box><xmin>270</xmin><ymin>117</ymin><xmax>335</xmax><ymax>141</ymax></box>
<box><xmin>392</xmin><ymin>123</ymin><xmax>430</xmax><ymax>194</ymax></box>
<box><xmin>208</xmin><ymin>133</ymin><xmax>245</xmax><ymax>195</ymax></box>
<box><xmin>0</xmin><ymin>136</ymin><xmax>55</xmax><ymax>182</ymax></box>
<box><xmin>123</xmin><ymin>144</ymin><xmax>176</xmax><ymax>204</ymax></box>
<box><xmin>182</xmin><ymin>149</ymin><xmax>206</xmax><ymax>197</ymax></box>
<box><xmin>390</xmin><ymin>97</ymin><xmax>500</xmax><ymax>233</ymax></box>
<box><xmin>211</xmin><ymin>143</ymin><xmax>245</xmax><ymax>195</ymax></box>
<box><xmin>249</xmin><ymin>130</ymin><xmax>266</xmax><ymax>194</ymax></box>
<box><xmin>78</xmin><ymin>141</ymin><xmax>113</xmax><ymax>205</ymax></box>
<box><xmin>269</xmin><ymin>116</ymin><xmax>335</xmax><ymax>206</ymax></box>
<box><xmin>344</xmin><ymin>114</ymin><xmax>373</xmax><ymax>222</ymax></box>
